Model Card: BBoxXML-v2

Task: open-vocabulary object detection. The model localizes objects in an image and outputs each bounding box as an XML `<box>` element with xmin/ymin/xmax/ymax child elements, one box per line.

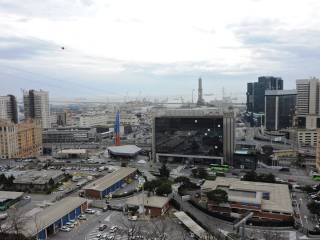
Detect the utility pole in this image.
<box><xmin>233</xmin><ymin>212</ymin><xmax>253</xmax><ymax>240</ymax></box>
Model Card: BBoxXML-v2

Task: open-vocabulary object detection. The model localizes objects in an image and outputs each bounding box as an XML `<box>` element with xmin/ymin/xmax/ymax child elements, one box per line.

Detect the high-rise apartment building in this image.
<box><xmin>23</xmin><ymin>90</ymin><xmax>50</xmax><ymax>129</ymax></box>
<box><xmin>17</xmin><ymin>119</ymin><xmax>42</xmax><ymax>158</ymax></box>
<box><xmin>247</xmin><ymin>76</ymin><xmax>283</xmax><ymax>113</ymax></box>
<box><xmin>264</xmin><ymin>90</ymin><xmax>296</xmax><ymax>131</ymax></box>
<box><xmin>0</xmin><ymin>120</ymin><xmax>18</xmax><ymax>159</ymax></box>
<box><xmin>0</xmin><ymin>95</ymin><xmax>18</xmax><ymax>123</ymax></box>
<box><xmin>296</xmin><ymin>78</ymin><xmax>320</xmax><ymax>116</ymax></box>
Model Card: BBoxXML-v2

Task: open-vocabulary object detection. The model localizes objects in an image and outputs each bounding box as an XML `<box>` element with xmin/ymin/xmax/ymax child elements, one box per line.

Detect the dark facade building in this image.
<box><xmin>265</xmin><ymin>90</ymin><xmax>296</xmax><ymax>131</ymax></box>
<box><xmin>152</xmin><ymin>109</ymin><xmax>234</xmax><ymax>165</ymax></box>
<box><xmin>247</xmin><ymin>76</ymin><xmax>283</xmax><ymax>113</ymax></box>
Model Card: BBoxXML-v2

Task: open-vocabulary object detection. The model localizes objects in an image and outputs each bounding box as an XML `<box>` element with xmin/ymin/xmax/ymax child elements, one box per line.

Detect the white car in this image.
<box><xmin>66</xmin><ymin>222</ymin><xmax>75</xmax><ymax>228</ymax></box>
<box><xmin>78</xmin><ymin>214</ymin><xmax>87</xmax><ymax>220</ymax></box>
<box><xmin>85</xmin><ymin>208</ymin><xmax>96</xmax><ymax>214</ymax></box>
<box><xmin>60</xmin><ymin>226</ymin><xmax>71</xmax><ymax>232</ymax></box>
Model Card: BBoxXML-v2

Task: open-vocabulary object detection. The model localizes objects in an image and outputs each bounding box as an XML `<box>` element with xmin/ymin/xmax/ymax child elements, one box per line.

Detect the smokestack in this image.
<box><xmin>197</xmin><ymin>77</ymin><xmax>204</xmax><ymax>106</ymax></box>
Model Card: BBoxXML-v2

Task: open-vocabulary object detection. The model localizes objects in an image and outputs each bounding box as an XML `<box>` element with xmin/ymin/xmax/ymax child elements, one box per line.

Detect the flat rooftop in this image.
<box><xmin>202</xmin><ymin>177</ymin><xmax>293</xmax><ymax>214</ymax></box>
<box><xmin>0</xmin><ymin>191</ymin><xmax>24</xmax><ymax>203</ymax></box>
<box><xmin>23</xmin><ymin>197</ymin><xmax>87</xmax><ymax>237</ymax></box>
<box><xmin>57</xmin><ymin>149</ymin><xmax>87</xmax><ymax>154</ymax></box>
<box><xmin>107</xmin><ymin>145</ymin><xmax>142</xmax><ymax>156</ymax></box>
<box><xmin>13</xmin><ymin>170</ymin><xmax>64</xmax><ymax>185</ymax></box>
<box><xmin>126</xmin><ymin>194</ymin><xmax>169</xmax><ymax>208</ymax></box>
<box><xmin>84</xmin><ymin>167</ymin><xmax>137</xmax><ymax>192</ymax></box>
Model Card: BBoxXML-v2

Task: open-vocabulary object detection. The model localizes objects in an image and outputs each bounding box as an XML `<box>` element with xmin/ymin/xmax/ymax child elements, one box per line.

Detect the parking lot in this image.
<box><xmin>49</xmin><ymin>209</ymin><xmax>194</xmax><ymax>240</ymax></box>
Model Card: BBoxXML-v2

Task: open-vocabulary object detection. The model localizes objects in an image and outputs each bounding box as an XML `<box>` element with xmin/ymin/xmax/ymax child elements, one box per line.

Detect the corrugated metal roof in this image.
<box><xmin>84</xmin><ymin>167</ymin><xmax>137</xmax><ymax>192</ymax></box>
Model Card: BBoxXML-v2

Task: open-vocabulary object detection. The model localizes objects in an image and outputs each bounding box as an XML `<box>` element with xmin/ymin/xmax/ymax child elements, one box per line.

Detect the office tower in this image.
<box><xmin>246</xmin><ymin>76</ymin><xmax>283</xmax><ymax>113</ymax></box>
<box><xmin>197</xmin><ymin>77</ymin><xmax>205</xmax><ymax>106</ymax></box>
<box><xmin>17</xmin><ymin>119</ymin><xmax>42</xmax><ymax>158</ymax></box>
<box><xmin>23</xmin><ymin>90</ymin><xmax>50</xmax><ymax>129</ymax></box>
<box><xmin>264</xmin><ymin>90</ymin><xmax>296</xmax><ymax>131</ymax></box>
<box><xmin>0</xmin><ymin>120</ymin><xmax>18</xmax><ymax>159</ymax></box>
<box><xmin>152</xmin><ymin>109</ymin><xmax>234</xmax><ymax>165</ymax></box>
<box><xmin>0</xmin><ymin>95</ymin><xmax>18</xmax><ymax>123</ymax></box>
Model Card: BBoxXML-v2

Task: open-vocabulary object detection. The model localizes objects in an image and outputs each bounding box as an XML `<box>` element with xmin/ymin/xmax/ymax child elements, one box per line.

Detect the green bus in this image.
<box><xmin>210</xmin><ymin>164</ymin><xmax>230</xmax><ymax>172</ymax></box>
<box><xmin>312</xmin><ymin>174</ymin><xmax>320</xmax><ymax>181</ymax></box>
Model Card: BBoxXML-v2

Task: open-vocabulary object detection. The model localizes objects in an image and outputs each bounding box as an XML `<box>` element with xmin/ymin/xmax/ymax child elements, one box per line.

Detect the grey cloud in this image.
<box><xmin>0</xmin><ymin>37</ymin><xmax>57</xmax><ymax>60</ymax></box>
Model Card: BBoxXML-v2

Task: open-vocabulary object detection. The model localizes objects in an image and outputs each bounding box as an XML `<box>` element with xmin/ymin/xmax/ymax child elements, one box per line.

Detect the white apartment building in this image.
<box><xmin>23</xmin><ymin>90</ymin><xmax>50</xmax><ymax>129</ymax></box>
<box><xmin>0</xmin><ymin>121</ymin><xmax>18</xmax><ymax>159</ymax></box>
<box><xmin>296</xmin><ymin>78</ymin><xmax>320</xmax><ymax>116</ymax></box>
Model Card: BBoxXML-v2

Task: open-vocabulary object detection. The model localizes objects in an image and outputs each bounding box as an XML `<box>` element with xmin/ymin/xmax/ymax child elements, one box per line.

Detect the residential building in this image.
<box><xmin>297</xmin><ymin>129</ymin><xmax>318</xmax><ymax>147</ymax></box>
<box><xmin>56</xmin><ymin>111</ymin><xmax>67</xmax><ymax>126</ymax></box>
<box><xmin>23</xmin><ymin>90</ymin><xmax>50</xmax><ymax>128</ymax></box>
<box><xmin>84</xmin><ymin>167</ymin><xmax>137</xmax><ymax>199</ymax></box>
<box><xmin>201</xmin><ymin>177</ymin><xmax>293</xmax><ymax>222</ymax></box>
<box><xmin>0</xmin><ymin>95</ymin><xmax>18</xmax><ymax>123</ymax></box>
<box><xmin>247</xmin><ymin>76</ymin><xmax>283</xmax><ymax>113</ymax></box>
<box><xmin>0</xmin><ymin>120</ymin><xmax>18</xmax><ymax>159</ymax></box>
<box><xmin>152</xmin><ymin>108</ymin><xmax>234</xmax><ymax>165</ymax></box>
<box><xmin>17</xmin><ymin>119</ymin><xmax>42</xmax><ymax>158</ymax></box>
<box><xmin>264</xmin><ymin>90</ymin><xmax>296</xmax><ymax>131</ymax></box>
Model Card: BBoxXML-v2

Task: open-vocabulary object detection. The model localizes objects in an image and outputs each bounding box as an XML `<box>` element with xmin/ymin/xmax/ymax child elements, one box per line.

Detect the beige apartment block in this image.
<box><xmin>17</xmin><ymin>119</ymin><xmax>42</xmax><ymax>158</ymax></box>
<box><xmin>0</xmin><ymin>120</ymin><xmax>18</xmax><ymax>159</ymax></box>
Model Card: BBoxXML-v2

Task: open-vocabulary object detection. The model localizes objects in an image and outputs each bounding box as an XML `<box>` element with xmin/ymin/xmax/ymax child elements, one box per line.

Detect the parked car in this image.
<box><xmin>99</xmin><ymin>224</ymin><xmax>107</xmax><ymax>231</ymax></box>
<box><xmin>85</xmin><ymin>208</ymin><xmax>96</xmax><ymax>214</ymax></box>
<box><xmin>60</xmin><ymin>226</ymin><xmax>71</xmax><ymax>232</ymax></box>
<box><xmin>66</xmin><ymin>222</ymin><xmax>75</xmax><ymax>228</ymax></box>
<box><xmin>78</xmin><ymin>214</ymin><xmax>87</xmax><ymax>220</ymax></box>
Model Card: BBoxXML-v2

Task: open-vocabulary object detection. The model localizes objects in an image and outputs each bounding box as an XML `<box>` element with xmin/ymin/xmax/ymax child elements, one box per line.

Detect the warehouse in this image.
<box><xmin>84</xmin><ymin>167</ymin><xmax>137</xmax><ymax>199</ymax></box>
<box><xmin>23</xmin><ymin>197</ymin><xmax>87</xmax><ymax>240</ymax></box>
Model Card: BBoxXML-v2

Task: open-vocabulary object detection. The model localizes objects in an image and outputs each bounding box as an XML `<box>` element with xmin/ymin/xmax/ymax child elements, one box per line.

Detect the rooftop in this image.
<box><xmin>0</xmin><ymin>191</ymin><xmax>24</xmax><ymax>203</ymax></box>
<box><xmin>126</xmin><ymin>194</ymin><xmax>169</xmax><ymax>208</ymax></box>
<box><xmin>265</xmin><ymin>89</ymin><xmax>297</xmax><ymax>96</ymax></box>
<box><xmin>57</xmin><ymin>149</ymin><xmax>87</xmax><ymax>154</ymax></box>
<box><xmin>23</xmin><ymin>197</ymin><xmax>87</xmax><ymax>236</ymax></box>
<box><xmin>84</xmin><ymin>167</ymin><xmax>137</xmax><ymax>192</ymax></box>
<box><xmin>107</xmin><ymin>145</ymin><xmax>142</xmax><ymax>156</ymax></box>
<box><xmin>202</xmin><ymin>177</ymin><xmax>293</xmax><ymax>214</ymax></box>
<box><xmin>13</xmin><ymin>170</ymin><xmax>64</xmax><ymax>185</ymax></box>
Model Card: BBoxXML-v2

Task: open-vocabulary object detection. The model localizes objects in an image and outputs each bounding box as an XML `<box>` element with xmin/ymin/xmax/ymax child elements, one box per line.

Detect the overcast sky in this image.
<box><xmin>1</xmin><ymin>0</ymin><xmax>320</xmax><ymax>101</ymax></box>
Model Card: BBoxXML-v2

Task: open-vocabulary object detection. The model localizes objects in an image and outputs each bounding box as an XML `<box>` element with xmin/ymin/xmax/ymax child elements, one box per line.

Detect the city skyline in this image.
<box><xmin>1</xmin><ymin>0</ymin><xmax>320</xmax><ymax>99</ymax></box>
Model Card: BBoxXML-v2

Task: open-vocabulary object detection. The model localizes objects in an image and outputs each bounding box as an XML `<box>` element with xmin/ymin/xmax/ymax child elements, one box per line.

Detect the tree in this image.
<box><xmin>192</xmin><ymin>167</ymin><xmax>208</xmax><ymax>179</ymax></box>
<box><xmin>144</xmin><ymin>180</ymin><xmax>159</xmax><ymax>193</ymax></box>
<box><xmin>302</xmin><ymin>185</ymin><xmax>314</xmax><ymax>194</ymax></box>
<box><xmin>159</xmin><ymin>164</ymin><xmax>170</xmax><ymax>178</ymax></box>
<box><xmin>307</xmin><ymin>201</ymin><xmax>320</xmax><ymax>215</ymax></box>
<box><xmin>258</xmin><ymin>173</ymin><xmax>275</xmax><ymax>183</ymax></box>
<box><xmin>242</xmin><ymin>170</ymin><xmax>258</xmax><ymax>181</ymax></box>
<box><xmin>174</xmin><ymin>176</ymin><xmax>190</xmax><ymax>184</ymax></box>
<box><xmin>48</xmin><ymin>178</ymin><xmax>55</xmax><ymax>187</ymax></box>
<box><xmin>156</xmin><ymin>182</ymin><xmax>172</xmax><ymax>196</ymax></box>
<box><xmin>206</xmin><ymin>189</ymin><xmax>228</xmax><ymax>204</ymax></box>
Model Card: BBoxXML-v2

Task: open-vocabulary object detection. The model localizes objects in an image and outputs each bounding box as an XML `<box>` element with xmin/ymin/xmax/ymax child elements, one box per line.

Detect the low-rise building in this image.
<box><xmin>201</xmin><ymin>177</ymin><xmax>293</xmax><ymax>222</ymax></box>
<box><xmin>0</xmin><ymin>191</ymin><xmax>24</xmax><ymax>211</ymax></box>
<box><xmin>126</xmin><ymin>194</ymin><xmax>170</xmax><ymax>217</ymax></box>
<box><xmin>12</xmin><ymin>170</ymin><xmax>65</xmax><ymax>192</ymax></box>
<box><xmin>42</xmin><ymin>127</ymin><xmax>97</xmax><ymax>143</ymax></box>
<box><xmin>23</xmin><ymin>197</ymin><xmax>87</xmax><ymax>240</ymax></box>
<box><xmin>55</xmin><ymin>149</ymin><xmax>88</xmax><ymax>159</ymax></box>
<box><xmin>84</xmin><ymin>167</ymin><xmax>137</xmax><ymax>199</ymax></box>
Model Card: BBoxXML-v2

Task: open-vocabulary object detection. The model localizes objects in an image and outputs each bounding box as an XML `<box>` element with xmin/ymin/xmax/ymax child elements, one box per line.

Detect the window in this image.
<box><xmin>262</xmin><ymin>192</ymin><xmax>270</xmax><ymax>200</ymax></box>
